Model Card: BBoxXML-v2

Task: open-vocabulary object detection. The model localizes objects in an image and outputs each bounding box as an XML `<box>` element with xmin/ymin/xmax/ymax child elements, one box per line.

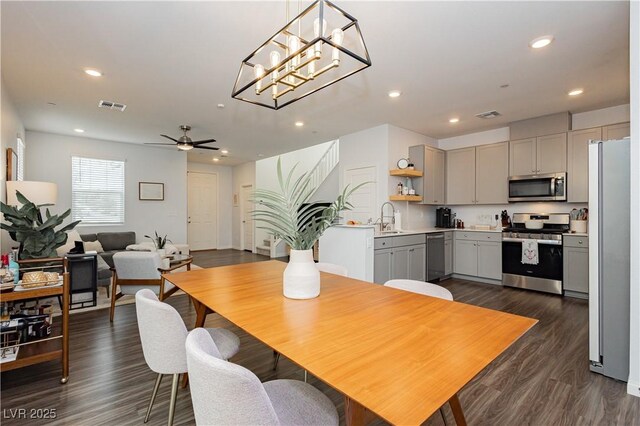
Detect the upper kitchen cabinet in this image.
<box><xmin>446</xmin><ymin>147</ymin><xmax>476</xmax><ymax>205</ymax></box>
<box><xmin>446</xmin><ymin>143</ymin><xmax>508</xmax><ymax>205</ymax></box>
<box><xmin>602</xmin><ymin>122</ymin><xmax>630</xmax><ymax>140</ymax></box>
<box><xmin>509</xmin><ymin>138</ymin><xmax>536</xmax><ymax>176</ymax></box>
<box><xmin>408</xmin><ymin>145</ymin><xmax>446</xmax><ymax>205</ymax></box>
<box><xmin>568</xmin><ymin>127</ymin><xmax>602</xmax><ymax>203</ymax></box>
<box><xmin>475</xmin><ymin>142</ymin><xmax>509</xmax><ymax>204</ymax></box>
<box><xmin>509</xmin><ymin>133</ymin><xmax>567</xmax><ymax>176</ymax></box>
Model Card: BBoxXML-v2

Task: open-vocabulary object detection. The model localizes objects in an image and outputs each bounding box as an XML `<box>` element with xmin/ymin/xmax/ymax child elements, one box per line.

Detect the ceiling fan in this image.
<box><xmin>145</xmin><ymin>125</ymin><xmax>218</xmax><ymax>151</ymax></box>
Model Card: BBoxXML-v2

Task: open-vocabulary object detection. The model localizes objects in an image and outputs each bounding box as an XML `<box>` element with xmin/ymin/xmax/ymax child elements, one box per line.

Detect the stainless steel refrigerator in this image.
<box><xmin>588</xmin><ymin>138</ymin><xmax>630</xmax><ymax>382</ymax></box>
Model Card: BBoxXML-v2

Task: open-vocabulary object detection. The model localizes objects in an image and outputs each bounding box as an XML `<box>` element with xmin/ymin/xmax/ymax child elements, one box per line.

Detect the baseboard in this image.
<box><xmin>628</xmin><ymin>379</ymin><xmax>640</xmax><ymax>397</ymax></box>
<box><xmin>564</xmin><ymin>290</ymin><xmax>588</xmax><ymax>300</ymax></box>
<box><xmin>451</xmin><ymin>274</ymin><xmax>502</xmax><ymax>286</ymax></box>
<box><xmin>216</xmin><ymin>245</ymin><xmax>232</xmax><ymax>250</ymax></box>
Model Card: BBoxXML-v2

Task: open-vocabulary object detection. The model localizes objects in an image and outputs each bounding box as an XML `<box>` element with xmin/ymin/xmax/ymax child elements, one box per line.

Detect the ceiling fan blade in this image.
<box><xmin>193</xmin><ymin>145</ymin><xmax>220</xmax><ymax>151</ymax></box>
<box><xmin>145</xmin><ymin>143</ymin><xmax>179</xmax><ymax>145</ymax></box>
<box><xmin>160</xmin><ymin>134</ymin><xmax>179</xmax><ymax>142</ymax></box>
<box><xmin>192</xmin><ymin>139</ymin><xmax>217</xmax><ymax>145</ymax></box>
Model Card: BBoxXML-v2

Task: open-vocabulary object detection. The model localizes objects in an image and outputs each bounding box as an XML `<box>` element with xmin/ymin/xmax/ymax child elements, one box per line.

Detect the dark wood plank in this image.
<box><xmin>1</xmin><ymin>249</ymin><xmax>638</xmax><ymax>426</ymax></box>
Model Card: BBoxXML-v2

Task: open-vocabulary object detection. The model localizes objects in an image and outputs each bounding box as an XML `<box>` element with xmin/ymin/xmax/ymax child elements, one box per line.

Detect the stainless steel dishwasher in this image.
<box><xmin>426</xmin><ymin>233</ymin><xmax>445</xmax><ymax>282</ymax></box>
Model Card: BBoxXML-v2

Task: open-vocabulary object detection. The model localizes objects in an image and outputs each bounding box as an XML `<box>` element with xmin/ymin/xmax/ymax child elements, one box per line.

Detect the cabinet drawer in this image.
<box><xmin>564</xmin><ymin>236</ymin><xmax>589</xmax><ymax>248</ymax></box>
<box><xmin>374</xmin><ymin>237</ymin><xmax>394</xmax><ymax>250</ymax></box>
<box><xmin>455</xmin><ymin>231</ymin><xmax>501</xmax><ymax>242</ymax></box>
<box><xmin>444</xmin><ymin>231</ymin><xmax>453</xmax><ymax>241</ymax></box>
<box><xmin>394</xmin><ymin>234</ymin><xmax>426</xmax><ymax>247</ymax></box>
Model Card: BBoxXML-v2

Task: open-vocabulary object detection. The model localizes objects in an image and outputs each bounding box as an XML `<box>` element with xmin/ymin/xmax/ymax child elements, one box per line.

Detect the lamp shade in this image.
<box><xmin>6</xmin><ymin>181</ymin><xmax>58</xmax><ymax>206</ymax></box>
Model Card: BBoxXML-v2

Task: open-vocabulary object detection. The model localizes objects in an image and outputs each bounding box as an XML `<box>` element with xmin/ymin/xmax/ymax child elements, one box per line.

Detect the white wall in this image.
<box><xmin>628</xmin><ymin>0</ymin><xmax>639</xmax><ymax>398</ymax></box>
<box><xmin>187</xmin><ymin>162</ymin><xmax>233</xmax><ymax>249</ymax></box>
<box><xmin>572</xmin><ymin>104</ymin><xmax>631</xmax><ymax>130</ymax></box>
<box><xmin>25</xmin><ymin>131</ymin><xmax>188</xmax><ymax>244</ymax></box>
<box><xmin>1</xmin><ymin>79</ymin><xmax>26</xmax><ymax>252</ymax></box>
<box><xmin>438</xmin><ymin>127</ymin><xmax>510</xmax><ymax>150</ymax></box>
<box><xmin>231</xmin><ymin>161</ymin><xmax>255</xmax><ymax>250</ymax></box>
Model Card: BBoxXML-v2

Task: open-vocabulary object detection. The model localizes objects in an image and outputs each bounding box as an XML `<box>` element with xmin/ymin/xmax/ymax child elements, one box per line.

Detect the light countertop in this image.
<box><xmin>373</xmin><ymin>227</ymin><xmax>503</xmax><ymax>238</ymax></box>
<box><xmin>563</xmin><ymin>232</ymin><xmax>588</xmax><ymax>237</ymax></box>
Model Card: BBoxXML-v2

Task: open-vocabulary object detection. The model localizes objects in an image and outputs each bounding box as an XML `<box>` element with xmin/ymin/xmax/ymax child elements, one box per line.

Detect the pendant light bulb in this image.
<box><xmin>307</xmin><ymin>47</ymin><xmax>316</xmax><ymax>78</ymax></box>
<box><xmin>254</xmin><ymin>64</ymin><xmax>265</xmax><ymax>93</ymax></box>
<box><xmin>289</xmin><ymin>36</ymin><xmax>300</xmax><ymax>68</ymax></box>
<box><xmin>331</xmin><ymin>28</ymin><xmax>344</xmax><ymax>64</ymax></box>
<box><xmin>313</xmin><ymin>18</ymin><xmax>327</xmax><ymax>56</ymax></box>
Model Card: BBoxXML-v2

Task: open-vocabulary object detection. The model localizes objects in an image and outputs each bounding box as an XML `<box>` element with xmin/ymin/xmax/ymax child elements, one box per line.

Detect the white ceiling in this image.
<box><xmin>1</xmin><ymin>1</ymin><xmax>630</xmax><ymax>166</ymax></box>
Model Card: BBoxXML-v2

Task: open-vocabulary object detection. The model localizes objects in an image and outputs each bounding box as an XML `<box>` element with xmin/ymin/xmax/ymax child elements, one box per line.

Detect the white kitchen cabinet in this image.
<box><xmin>567</xmin><ymin>127</ymin><xmax>602</xmax><ymax>203</ymax></box>
<box><xmin>454</xmin><ymin>240</ymin><xmax>478</xmax><ymax>276</ymax></box>
<box><xmin>475</xmin><ymin>142</ymin><xmax>509</xmax><ymax>204</ymax></box>
<box><xmin>509</xmin><ymin>133</ymin><xmax>567</xmax><ymax>175</ymax></box>
<box><xmin>563</xmin><ymin>236</ymin><xmax>589</xmax><ymax>295</ymax></box>
<box><xmin>446</xmin><ymin>147</ymin><xmax>476</xmax><ymax>205</ymax></box>
<box><xmin>408</xmin><ymin>145</ymin><xmax>446</xmax><ymax>205</ymax></box>
<box><xmin>509</xmin><ymin>138</ymin><xmax>536</xmax><ymax>176</ymax></box>
<box><xmin>477</xmin><ymin>241</ymin><xmax>502</xmax><ymax>280</ymax></box>
<box><xmin>602</xmin><ymin>122</ymin><xmax>630</xmax><ymax>140</ymax></box>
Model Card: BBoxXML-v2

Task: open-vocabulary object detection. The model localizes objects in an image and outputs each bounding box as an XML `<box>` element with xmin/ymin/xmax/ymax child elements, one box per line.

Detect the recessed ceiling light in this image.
<box><xmin>213</xmin><ymin>158</ymin><xmax>220</xmax><ymax>162</ymax></box>
<box><xmin>295</xmin><ymin>121</ymin><xmax>304</xmax><ymax>127</ymax></box>
<box><xmin>74</xmin><ymin>128</ymin><xmax>85</xmax><ymax>133</ymax></box>
<box><xmin>529</xmin><ymin>35</ymin><xmax>554</xmax><ymax>49</ymax></box>
<box><xmin>568</xmin><ymin>88</ymin><xmax>584</xmax><ymax>96</ymax></box>
<box><xmin>257</xmin><ymin>153</ymin><xmax>265</xmax><ymax>157</ymax></box>
<box><xmin>84</xmin><ymin>69</ymin><xmax>102</xmax><ymax>77</ymax></box>
<box><xmin>388</xmin><ymin>90</ymin><xmax>402</xmax><ymax>98</ymax></box>
<box><xmin>217</xmin><ymin>104</ymin><xmax>225</xmax><ymax>109</ymax></box>
<box><xmin>449</xmin><ymin>118</ymin><xmax>460</xmax><ymax>124</ymax></box>
<box><xmin>221</xmin><ymin>150</ymin><xmax>229</xmax><ymax>154</ymax></box>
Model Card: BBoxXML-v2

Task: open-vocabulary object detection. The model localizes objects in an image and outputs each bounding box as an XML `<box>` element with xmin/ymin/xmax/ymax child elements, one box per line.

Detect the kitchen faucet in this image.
<box><xmin>380</xmin><ymin>202</ymin><xmax>395</xmax><ymax>232</ymax></box>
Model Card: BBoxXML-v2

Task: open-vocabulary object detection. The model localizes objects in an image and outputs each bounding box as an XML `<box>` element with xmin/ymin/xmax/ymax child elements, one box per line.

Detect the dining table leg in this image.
<box><xmin>182</xmin><ymin>298</ymin><xmax>212</xmax><ymax>388</ymax></box>
<box><xmin>344</xmin><ymin>396</ymin><xmax>366</xmax><ymax>426</ymax></box>
<box><xmin>448</xmin><ymin>393</ymin><xmax>467</xmax><ymax>426</ymax></box>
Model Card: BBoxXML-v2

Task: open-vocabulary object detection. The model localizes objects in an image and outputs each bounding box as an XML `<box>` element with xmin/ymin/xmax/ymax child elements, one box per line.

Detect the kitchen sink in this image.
<box><xmin>379</xmin><ymin>230</ymin><xmax>405</xmax><ymax>235</ymax></box>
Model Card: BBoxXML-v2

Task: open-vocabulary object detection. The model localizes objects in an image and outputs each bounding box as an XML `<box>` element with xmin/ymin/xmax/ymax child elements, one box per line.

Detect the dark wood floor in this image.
<box><xmin>2</xmin><ymin>249</ymin><xmax>639</xmax><ymax>425</ymax></box>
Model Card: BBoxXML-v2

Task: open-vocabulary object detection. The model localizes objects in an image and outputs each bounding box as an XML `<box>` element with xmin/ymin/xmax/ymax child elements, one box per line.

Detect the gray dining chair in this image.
<box><xmin>384</xmin><ymin>278</ymin><xmax>454</xmax><ymax>423</ymax></box>
<box><xmin>135</xmin><ymin>289</ymin><xmax>240</xmax><ymax>426</ymax></box>
<box><xmin>272</xmin><ymin>262</ymin><xmax>349</xmax><ymax>373</ymax></box>
<box><xmin>186</xmin><ymin>328</ymin><xmax>339</xmax><ymax>426</ymax></box>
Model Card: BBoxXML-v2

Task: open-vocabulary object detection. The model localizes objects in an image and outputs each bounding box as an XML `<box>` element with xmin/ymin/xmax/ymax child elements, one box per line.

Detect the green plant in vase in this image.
<box><xmin>251</xmin><ymin>158</ymin><xmax>367</xmax><ymax>299</ymax></box>
<box><xmin>1</xmin><ymin>191</ymin><xmax>81</xmax><ymax>259</ymax></box>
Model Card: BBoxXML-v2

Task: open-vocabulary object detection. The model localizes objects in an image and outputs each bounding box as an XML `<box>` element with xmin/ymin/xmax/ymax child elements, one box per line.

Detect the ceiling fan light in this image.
<box><xmin>177</xmin><ymin>144</ymin><xmax>193</xmax><ymax>151</ymax></box>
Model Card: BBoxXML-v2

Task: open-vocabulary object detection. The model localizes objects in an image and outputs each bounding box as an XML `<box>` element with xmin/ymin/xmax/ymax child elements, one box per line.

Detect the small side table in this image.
<box><xmin>66</xmin><ymin>253</ymin><xmax>98</xmax><ymax>309</ymax></box>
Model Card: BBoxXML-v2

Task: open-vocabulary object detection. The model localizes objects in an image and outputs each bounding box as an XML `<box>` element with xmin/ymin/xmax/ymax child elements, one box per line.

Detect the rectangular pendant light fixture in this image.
<box><xmin>232</xmin><ymin>0</ymin><xmax>371</xmax><ymax>110</ymax></box>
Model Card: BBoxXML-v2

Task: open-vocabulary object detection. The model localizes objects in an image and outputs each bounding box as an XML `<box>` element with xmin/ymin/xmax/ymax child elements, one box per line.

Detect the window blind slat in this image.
<box><xmin>71</xmin><ymin>156</ymin><xmax>125</xmax><ymax>224</ymax></box>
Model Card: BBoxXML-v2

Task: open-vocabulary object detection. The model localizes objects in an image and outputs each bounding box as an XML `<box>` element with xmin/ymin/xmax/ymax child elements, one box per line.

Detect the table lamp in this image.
<box><xmin>5</xmin><ymin>181</ymin><xmax>58</xmax><ymax>206</ymax></box>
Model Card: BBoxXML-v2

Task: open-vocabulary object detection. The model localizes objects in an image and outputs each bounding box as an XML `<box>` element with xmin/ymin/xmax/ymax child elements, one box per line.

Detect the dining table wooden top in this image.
<box><xmin>165</xmin><ymin>260</ymin><xmax>537</xmax><ymax>425</ymax></box>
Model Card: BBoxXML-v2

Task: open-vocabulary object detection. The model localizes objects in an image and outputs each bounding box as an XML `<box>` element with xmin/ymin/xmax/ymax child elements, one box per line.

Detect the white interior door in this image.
<box><xmin>343</xmin><ymin>166</ymin><xmax>377</xmax><ymax>223</ymax></box>
<box><xmin>187</xmin><ymin>172</ymin><xmax>218</xmax><ymax>250</ymax></box>
<box><xmin>241</xmin><ymin>184</ymin><xmax>254</xmax><ymax>252</ymax></box>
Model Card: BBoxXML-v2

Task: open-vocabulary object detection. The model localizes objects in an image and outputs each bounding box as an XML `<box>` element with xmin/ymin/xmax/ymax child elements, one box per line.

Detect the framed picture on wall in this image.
<box><xmin>139</xmin><ymin>182</ymin><xmax>164</xmax><ymax>201</ymax></box>
<box><xmin>6</xmin><ymin>148</ymin><xmax>17</xmax><ymax>181</ymax></box>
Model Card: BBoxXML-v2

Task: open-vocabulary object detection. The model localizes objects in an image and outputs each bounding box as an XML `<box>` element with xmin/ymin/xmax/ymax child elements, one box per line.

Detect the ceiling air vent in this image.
<box><xmin>475</xmin><ymin>110</ymin><xmax>501</xmax><ymax>119</ymax></box>
<box><xmin>98</xmin><ymin>100</ymin><xmax>127</xmax><ymax>112</ymax></box>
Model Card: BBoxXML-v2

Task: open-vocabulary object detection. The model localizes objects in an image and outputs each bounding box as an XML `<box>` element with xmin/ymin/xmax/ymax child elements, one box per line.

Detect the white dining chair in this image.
<box><xmin>315</xmin><ymin>262</ymin><xmax>349</xmax><ymax>276</ymax></box>
<box><xmin>135</xmin><ymin>289</ymin><xmax>240</xmax><ymax>426</ymax></box>
<box><xmin>384</xmin><ymin>278</ymin><xmax>454</xmax><ymax>423</ymax></box>
<box><xmin>186</xmin><ymin>328</ymin><xmax>339</xmax><ymax>426</ymax></box>
<box><xmin>272</xmin><ymin>262</ymin><xmax>349</xmax><ymax>373</ymax></box>
<box><xmin>384</xmin><ymin>278</ymin><xmax>453</xmax><ymax>301</ymax></box>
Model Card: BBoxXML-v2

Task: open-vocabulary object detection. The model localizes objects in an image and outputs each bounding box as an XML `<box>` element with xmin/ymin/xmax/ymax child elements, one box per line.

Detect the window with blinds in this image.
<box><xmin>16</xmin><ymin>138</ymin><xmax>25</xmax><ymax>181</ymax></box>
<box><xmin>71</xmin><ymin>156</ymin><xmax>125</xmax><ymax>224</ymax></box>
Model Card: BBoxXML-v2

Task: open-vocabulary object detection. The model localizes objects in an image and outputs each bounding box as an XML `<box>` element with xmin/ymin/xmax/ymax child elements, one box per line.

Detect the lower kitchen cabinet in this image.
<box><xmin>444</xmin><ymin>233</ymin><xmax>453</xmax><ymax>276</ymax></box>
<box><xmin>454</xmin><ymin>232</ymin><xmax>502</xmax><ymax>281</ymax></box>
<box><xmin>373</xmin><ymin>235</ymin><xmax>426</xmax><ymax>283</ymax></box>
<box><xmin>563</xmin><ymin>235</ymin><xmax>589</xmax><ymax>295</ymax></box>
<box><xmin>407</xmin><ymin>244</ymin><xmax>426</xmax><ymax>281</ymax></box>
<box><xmin>374</xmin><ymin>248</ymin><xmax>393</xmax><ymax>284</ymax></box>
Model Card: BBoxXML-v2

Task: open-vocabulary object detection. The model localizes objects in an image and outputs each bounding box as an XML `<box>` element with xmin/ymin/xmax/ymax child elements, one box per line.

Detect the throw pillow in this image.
<box><xmin>83</xmin><ymin>240</ymin><xmax>104</xmax><ymax>253</ymax></box>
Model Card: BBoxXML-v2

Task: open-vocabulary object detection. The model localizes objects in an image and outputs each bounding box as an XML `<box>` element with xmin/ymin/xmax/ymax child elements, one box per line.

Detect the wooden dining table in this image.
<box><xmin>165</xmin><ymin>260</ymin><xmax>537</xmax><ymax>426</ymax></box>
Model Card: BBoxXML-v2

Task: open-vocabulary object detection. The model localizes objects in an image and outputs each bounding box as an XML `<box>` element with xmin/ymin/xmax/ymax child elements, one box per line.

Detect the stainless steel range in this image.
<box><xmin>502</xmin><ymin>213</ymin><xmax>569</xmax><ymax>294</ymax></box>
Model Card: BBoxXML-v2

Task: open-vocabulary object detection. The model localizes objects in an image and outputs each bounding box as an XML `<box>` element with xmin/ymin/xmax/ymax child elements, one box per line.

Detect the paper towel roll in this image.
<box><xmin>394</xmin><ymin>211</ymin><xmax>402</xmax><ymax>231</ymax></box>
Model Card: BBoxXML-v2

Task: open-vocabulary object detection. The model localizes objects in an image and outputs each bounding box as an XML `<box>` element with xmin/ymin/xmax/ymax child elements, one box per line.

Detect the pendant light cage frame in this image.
<box><xmin>232</xmin><ymin>0</ymin><xmax>371</xmax><ymax>110</ymax></box>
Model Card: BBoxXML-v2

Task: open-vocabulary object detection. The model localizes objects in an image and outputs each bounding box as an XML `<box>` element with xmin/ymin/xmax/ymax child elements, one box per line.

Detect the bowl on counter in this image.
<box><xmin>525</xmin><ymin>220</ymin><xmax>544</xmax><ymax>230</ymax></box>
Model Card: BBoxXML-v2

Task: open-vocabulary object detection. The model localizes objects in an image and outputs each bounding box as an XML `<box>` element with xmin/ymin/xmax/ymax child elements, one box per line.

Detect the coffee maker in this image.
<box><xmin>436</xmin><ymin>208</ymin><xmax>453</xmax><ymax>228</ymax></box>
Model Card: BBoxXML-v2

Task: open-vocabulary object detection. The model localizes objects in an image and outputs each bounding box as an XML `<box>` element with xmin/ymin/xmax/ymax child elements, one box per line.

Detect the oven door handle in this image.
<box><xmin>502</xmin><ymin>237</ymin><xmax>562</xmax><ymax>245</ymax></box>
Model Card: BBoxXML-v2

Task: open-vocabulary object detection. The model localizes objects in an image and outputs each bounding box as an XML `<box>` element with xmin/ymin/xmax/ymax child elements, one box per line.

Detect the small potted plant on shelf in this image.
<box><xmin>144</xmin><ymin>231</ymin><xmax>172</xmax><ymax>257</ymax></box>
<box><xmin>251</xmin><ymin>158</ymin><xmax>366</xmax><ymax>300</ymax></box>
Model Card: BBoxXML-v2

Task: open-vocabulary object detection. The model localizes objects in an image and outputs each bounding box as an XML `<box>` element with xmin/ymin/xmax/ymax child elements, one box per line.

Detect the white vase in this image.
<box><xmin>283</xmin><ymin>249</ymin><xmax>320</xmax><ymax>299</ymax></box>
<box><xmin>156</xmin><ymin>248</ymin><xmax>166</xmax><ymax>258</ymax></box>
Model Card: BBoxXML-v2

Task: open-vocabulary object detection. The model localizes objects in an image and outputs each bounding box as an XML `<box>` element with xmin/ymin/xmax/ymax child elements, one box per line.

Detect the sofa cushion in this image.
<box><xmin>97</xmin><ymin>232</ymin><xmax>136</xmax><ymax>251</ymax></box>
<box><xmin>80</xmin><ymin>233</ymin><xmax>98</xmax><ymax>242</ymax></box>
<box><xmin>100</xmin><ymin>251</ymin><xmax>118</xmax><ymax>269</ymax></box>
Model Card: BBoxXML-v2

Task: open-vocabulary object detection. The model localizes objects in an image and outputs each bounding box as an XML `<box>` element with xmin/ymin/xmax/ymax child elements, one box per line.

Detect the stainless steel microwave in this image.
<box><xmin>508</xmin><ymin>172</ymin><xmax>566</xmax><ymax>202</ymax></box>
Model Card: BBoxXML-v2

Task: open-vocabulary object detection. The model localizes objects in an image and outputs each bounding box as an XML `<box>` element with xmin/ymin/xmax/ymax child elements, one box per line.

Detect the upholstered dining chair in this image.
<box><xmin>186</xmin><ymin>328</ymin><xmax>338</xmax><ymax>426</ymax></box>
<box><xmin>384</xmin><ymin>278</ymin><xmax>454</xmax><ymax>424</ymax></box>
<box><xmin>135</xmin><ymin>289</ymin><xmax>240</xmax><ymax>426</ymax></box>
<box><xmin>110</xmin><ymin>251</ymin><xmax>179</xmax><ymax>322</ymax></box>
<box><xmin>315</xmin><ymin>262</ymin><xmax>349</xmax><ymax>277</ymax></box>
<box><xmin>272</xmin><ymin>262</ymin><xmax>349</xmax><ymax>373</ymax></box>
